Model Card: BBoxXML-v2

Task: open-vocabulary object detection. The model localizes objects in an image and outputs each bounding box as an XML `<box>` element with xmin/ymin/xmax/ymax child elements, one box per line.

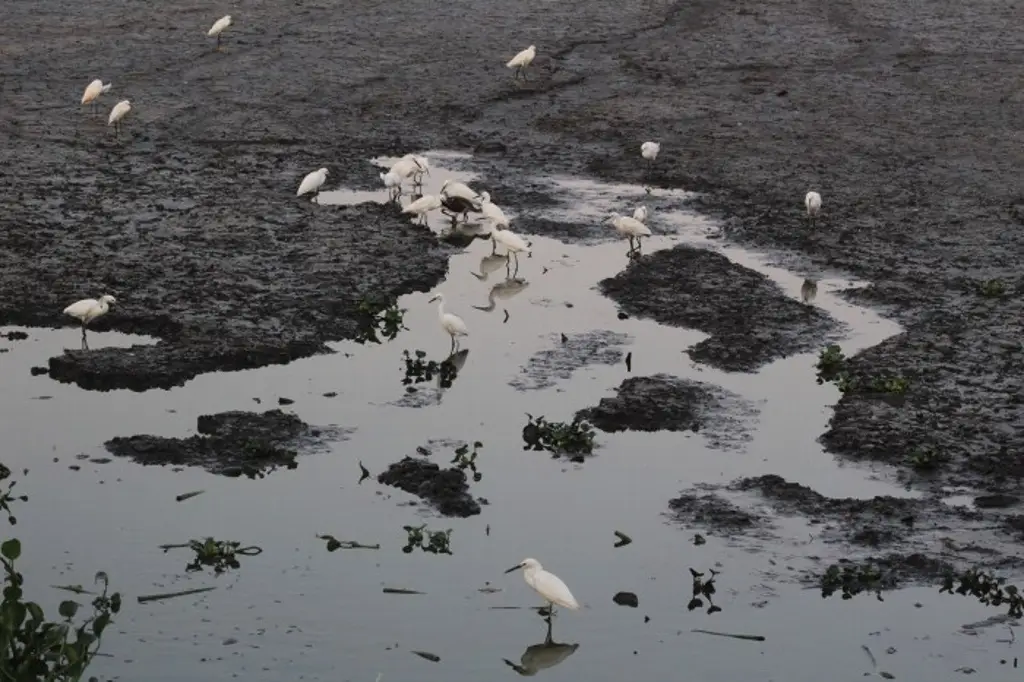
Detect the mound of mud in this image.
<box><xmin>577</xmin><ymin>374</ymin><xmax>757</xmax><ymax>449</ymax></box>
<box><xmin>599</xmin><ymin>247</ymin><xmax>840</xmax><ymax>372</ymax></box>
<box><xmin>510</xmin><ymin>330</ymin><xmax>629</xmax><ymax>391</ymax></box>
<box><xmin>377</xmin><ymin>456</ymin><xmax>481</xmax><ymax>517</ymax></box>
<box><xmin>14</xmin><ymin>203</ymin><xmax>450</xmax><ymax>392</ymax></box>
<box><xmin>105</xmin><ymin>409</ymin><xmax>346</xmax><ymax>478</ymax></box>
<box><xmin>668</xmin><ymin>492</ymin><xmax>761</xmax><ymax>532</ymax></box>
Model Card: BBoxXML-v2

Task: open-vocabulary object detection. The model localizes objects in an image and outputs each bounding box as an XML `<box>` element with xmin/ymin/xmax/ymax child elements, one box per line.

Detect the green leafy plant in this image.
<box><xmin>820</xmin><ymin>562</ymin><xmax>886</xmax><ymax>601</ymax></box>
<box><xmin>354</xmin><ymin>299</ymin><xmax>407</xmax><ymax>344</ymax></box>
<box><xmin>869</xmin><ymin>375</ymin><xmax>910</xmax><ymax>395</ymax></box>
<box><xmin>687</xmin><ymin>568</ymin><xmax>721</xmax><ymax>614</ymax></box>
<box><xmin>451</xmin><ymin>442</ymin><xmax>483</xmax><ymax>482</ymax></box>
<box><xmin>977</xmin><ymin>278</ymin><xmax>1008</xmax><ymax>299</ymax></box>
<box><xmin>815</xmin><ymin>344</ymin><xmax>848</xmax><ymax>384</ymax></box>
<box><xmin>159</xmin><ymin>538</ymin><xmax>262</xmax><ymax>574</ymax></box>
<box><xmin>402</xmin><ymin>525</ymin><xmax>452</xmax><ymax>555</ymax></box>
<box><xmin>401</xmin><ymin>350</ymin><xmax>460</xmax><ymax>389</ymax></box>
<box><xmin>941</xmin><ymin>569</ymin><xmax>1024</xmax><ymax>618</ymax></box>
<box><xmin>521</xmin><ymin>414</ymin><xmax>596</xmax><ymax>460</ymax></box>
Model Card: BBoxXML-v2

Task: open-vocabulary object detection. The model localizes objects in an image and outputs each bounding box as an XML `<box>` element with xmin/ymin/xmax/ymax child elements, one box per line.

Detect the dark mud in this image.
<box><xmin>510</xmin><ymin>330</ymin><xmax>629</xmax><ymax>392</ymax></box>
<box><xmin>105</xmin><ymin>409</ymin><xmax>348</xmax><ymax>478</ymax></box>
<box><xmin>599</xmin><ymin>249</ymin><xmax>840</xmax><ymax>372</ymax></box>
<box><xmin>577</xmin><ymin>374</ymin><xmax>757</xmax><ymax>449</ymax></box>
<box><xmin>377</xmin><ymin>456</ymin><xmax>482</xmax><ymax>518</ymax></box>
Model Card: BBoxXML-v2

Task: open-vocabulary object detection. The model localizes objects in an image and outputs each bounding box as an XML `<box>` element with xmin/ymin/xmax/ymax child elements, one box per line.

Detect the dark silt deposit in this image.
<box><xmin>105</xmin><ymin>409</ymin><xmax>347</xmax><ymax>478</ymax></box>
<box><xmin>577</xmin><ymin>374</ymin><xmax>757</xmax><ymax>449</ymax></box>
<box><xmin>599</xmin><ymin>248</ymin><xmax>840</xmax><ymax>372</ymax></box>
<box><xmin>377</xmin><ymin>456</ymin><xmax>482</xmax><ymax>518</ymax></box>
<box><xmin>510</xmin><ymin>330</ymin><xmax>629</xmax><ymax>392</ymax></box>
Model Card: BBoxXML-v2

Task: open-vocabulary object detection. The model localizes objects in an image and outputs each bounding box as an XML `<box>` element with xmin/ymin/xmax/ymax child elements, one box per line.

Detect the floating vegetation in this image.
<box><xmin>0</xmin><ymin>464</ymin><xmax>27</xmax><ymax>525</ymax></box>
<box><xmin>941</xmin><ymin>569</ymin><xmax>1024</xmax><ymax>618</ymax></box>
<box><xmin>820</xmin><ymin>563</ymin><xmax>885</xmax><ymax>601</ymax></box>
<box><xmin>521</xmin><ymin>414</ymin><xmax>596</xmax><ymax>460</ymax></box>
<box><xmin>402</xmin><ymin>524</ymin><xmax>453</xmax><ymax>555</ymax></box>
<box><xmin>815</xmin><ymin>344</ymin><xmax>848</xmax><ymax>384</ymax></box>
<box><xmin>451</xmin><ymin>441</ymin><xmax>483</xmax><ymax>482</ymax></box>
<box><xmin>613</xmin><ymin>530</ymin><xmax>632</xmax><ymax>548</ymax></box>
<box><xmin>402</xmin><ymin>350</ymin><xmax>459</xmax><ymax>389</ymax></box>
<box><xmin>353</xmin><ymin>298</ymin><xmax>407</xmax><ymax>344</ymax></box>
<box><xmin>137</xmin><ymin>586</ymin><xmax>217</xmax><ymax>604</ymax></box>
<box><xmin>160</xmin><ymin>538</ymin><xmax>263</xmax><ymax>574</ymax></box>
<box><xmin>688</xmin><ymin>568</ymin><xmax>721</xmax><ymax>614</ymax></box>
<box><xmin>317</xmin><ymin>534</ymin><xmax>380</xmax><ymax>552</ymax></box>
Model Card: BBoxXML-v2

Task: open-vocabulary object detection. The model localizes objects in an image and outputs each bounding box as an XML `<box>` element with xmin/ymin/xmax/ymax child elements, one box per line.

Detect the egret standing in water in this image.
<box><xmin>64</xmin><ymin>294</ymin><xmax>116</xmax><ymax>349</ymax></box>
<box><xmin>402</xmin><ymin>194</ymin><xmax>441</xmax><ymax>224</ymax></box>
<box><xmin>607</xmin><ymin>212</ymin><xmax>651</xmax><ymax>255</ymax></box>
<box><xmin>479</xmin><ymin>192</ymin><xmax>510</xmax><ymax>229</ymax></box>
<box><xmin>505</xmin><ymin>558</ymin><xmax>579</xmax><ymax>622</ymax></box>
<box><xmin>428</xmin><ymin>292</ymin><xmax>469</xmax><ymax>353</ymax></box>
<box><xmin>491</xmin><ymin>227</ymin><xmax>531</xmax><ymax>275</ymax></box>
<box><xmin>208</xmin><ymin>15</ymin><xmax>232</xmax><ymax>51</ymax></box>
<box><xmin>390</xmin><ymin>155</ymin><xmax>429</xmax><ymax>191</ymax></box>
<box><xmin>297</xmin><ymin>168</ymin><xmax>329</xmax><ymax>203</ymax></box>
<box><xmin>507</xmin><ymin>45</ymin><xmax>536</xmax><ymax>83</ymax></box>
<box><xmin>380</xmin><ymin>170</ymin><xmax>402</xmax><ymax>201</ymax></box>
<box><xmin>108</xmin><ymin>100</ymin><xmax>131</xmax><ymax>137</ymax></box>
<box><xmin>805</xmin><ymin>190</ymin><xmax>822</xmax><ymax>227</ymax></box>
<box><xmin>439</xmin><ymin>179</ymin><xmax>482</xmax><ymax>223</ymax></box>
<box><xmin>81</xmin><ymin>79</ymin><xmax>111</xmax><ymax>115</ymax></box>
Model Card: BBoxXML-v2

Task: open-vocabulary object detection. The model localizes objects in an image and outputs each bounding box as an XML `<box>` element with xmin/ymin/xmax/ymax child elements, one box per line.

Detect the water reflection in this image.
<box><xmin>472</xmin><ymin>252</ymin><xmax>510</xmax><ymax>281</ymax></box>
<box><xmin>473</xmin><ymin>277</ymin><xmax>530</xmax><ymax>315</ymax></box>
<box><xmin>502</xmin><ymin>618</ymin><xmax>580</xmax><ymax>677</ymax></box>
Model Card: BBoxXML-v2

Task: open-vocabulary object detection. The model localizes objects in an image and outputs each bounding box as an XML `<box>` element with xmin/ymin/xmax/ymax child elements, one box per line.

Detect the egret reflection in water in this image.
<box><xmin>472</xmin><ymin>252</ymin><xmax>510</xmax><ymax>281</ymax></box>
<box><xmin>801</xmin><ymin>278</ymin><xmax>818</xmax><ymax>305</ymax></box>
<box><xmin>502</xmin><ymin>618</ymin><xmax>580</xmax><ymax>677</ymax></box>
<box><xmin>473</xmin><ymin>277</ymin><xmax>529</xmax><ymax>317</ymax></box>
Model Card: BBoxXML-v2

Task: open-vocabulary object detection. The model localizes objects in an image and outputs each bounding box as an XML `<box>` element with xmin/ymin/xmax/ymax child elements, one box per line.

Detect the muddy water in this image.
<box><xmin>0</xmin><ymin>153</ymin><xmax>1016</xmax><ymax>682</ymax></box>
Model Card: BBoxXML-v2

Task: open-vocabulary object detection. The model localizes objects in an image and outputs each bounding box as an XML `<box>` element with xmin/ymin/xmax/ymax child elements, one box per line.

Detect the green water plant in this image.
<box><xmin>941</xmin><ymin>569</ymin><xmax>1024</xmax><ymax>618</ymax></box>
<box><xmin>815</xmin><ymin>344</ymin><xmax>848</xmax><ymax>384</ymax></box>
<box><xmin>521</xmin><ymin>414</ymin><xmax>596</xmax><ymax>459</ymax></box>
<box><xmin>687</xmin><ymin>568</ymin><xmax>721</xmax><ymax>614</ymax></box>
<box><xmin>402</xmin><ymin>525</ymin><xmax>452</xmax><ymax>555</ymax></box>
<box><xmin>354</xmin><ymin>298</ymin><xmax>407</xmax><ymax>344</ymax></box>
<box><xmin>451</xmin><ymin>442</ymin><xmax>483</xmax><ymax>482</ymax></box>
<box><xmin>401</xmin><ymin>350</ymin><xmax>460</xmax><ymax>389</ymax></box>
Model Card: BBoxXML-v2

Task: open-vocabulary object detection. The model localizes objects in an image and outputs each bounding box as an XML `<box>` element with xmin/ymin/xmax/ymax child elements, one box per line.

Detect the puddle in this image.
<box><xmin>2</xmin><ymin>153</ymin><xmax>1012</xmax><ymax>682</ymax></box>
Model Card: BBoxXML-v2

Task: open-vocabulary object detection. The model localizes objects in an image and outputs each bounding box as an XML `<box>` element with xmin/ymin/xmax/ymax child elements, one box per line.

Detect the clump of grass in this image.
<box><xmin>941</xmin><ymin>569</ymin><xmax>1024</xmax><ymax>618</ymax></box>
<box><xmin>977</xmin><ymin>278</ymin><xmax>1008</xmax><ymax>299</ymax></box>
<box><xmin>820</xmin><ymin>563</ymin><xmax>886</xmax><ymax>601</ymax></box>
<box><xmin>402</xmin><ymin>525</ymin><xmax>452</xmax><ymax>555</ymax></box>
<box><xmin>815</xmin><ymin>345</ymin><xmax>910</xmax><ymax>397</ymax></box>
<box><xmin>402</xmin><ymin>350</ymin><xmax>460</xmax><ymax>389</ymax></box>
<box><xmin>869</xmin><ymin>375</ymin><xmax>910</xmax><ymax>395</ymax></box>
<box><xmin>451</xmin><ymin>442</ymin><xmax>483</xmax><ymax>482</ymax></box>
<box><xmin>815</xmin><ymin>344</ymin><xmax>848</xmax><ymax>384</ymax></box>
<box><xmin>687</xmin><ymin>568</ymin><xmax>722</xmax><ymax>614</ymax></box>
<box><xmin>354</xmin><ymin>298</ymin><xmax>407</xmax><ymax>344</ymax></box>
<box><xmin>521</xmin><ymin>414</ymin><xmax>596</xmax><ymax>460</ymax></box>
<box><xmin>907</xmin><ymin>446</ymin><xmax>950</xmax><ymax>472</ymax></box>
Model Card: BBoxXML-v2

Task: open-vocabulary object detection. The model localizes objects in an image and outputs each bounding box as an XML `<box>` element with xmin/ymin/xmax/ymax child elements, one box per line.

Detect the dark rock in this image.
<box><xmin>105</xmin><ymin>409</ymin><xmax>348</xmax><ymax>477</ymax></box>
<box><xmin>377</xmin><ymin>456</ymin><xmax>481</xmax><ymax>517</ymax></box>
<box><xmin>599</xmin><ymin>247</ymin><xmax>842</xmax><ymax>372</ymax></box>
<box><xmin>278</xmin><ymin>397</ymin><xmax>295</xmax><ymax>406</ymax></box>
<box><xmin>29</xmin><ymin>366</ymin><xmax>48</xmax><ymax>376</ymax></box>
<box><xmin>613</xmin><ymin>591</ymin><xmax>639</xmax><ymax>608</ymax></box>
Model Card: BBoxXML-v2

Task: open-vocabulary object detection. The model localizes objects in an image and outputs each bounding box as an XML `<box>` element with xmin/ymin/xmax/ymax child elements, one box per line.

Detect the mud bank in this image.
<box><xmin>577</xmin><ymin>374</ymin><xmax>757</xmax><ymax>449</ymax></box>
<box><xmin>377</xmin><ymin>456</ymin><xmax>482</xmax><ymax>517</ymax></box>
<box><xmin>600</xmin><ymin>248</ymin><xmax>840</xmax><ymax>371</ymax></box>
<box><xmin>105</xmin><ymin>409</ymin><xmax>347</xmax><ymax>477</ymax></box>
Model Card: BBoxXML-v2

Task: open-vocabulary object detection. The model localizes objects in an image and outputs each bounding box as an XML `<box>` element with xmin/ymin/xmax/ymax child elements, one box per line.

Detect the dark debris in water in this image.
<box><xmin>510</xmin><ymin>330</ymin><xmax>629</xmax><ymax>391</ymax></box>
<box><xmin>599</xmin><ymin>247</ymin><xmax>842</xmax><ymax>372</ymax></box>
<box><xmin>105</xmin><ymin>409</ymin><xmax>350</xmax><ymax>478</ymax></box>
<box><xmin>378</xmin><ymin>456</ymin><xmax>481</xmax><ymax>517</ymax></box>
<box><xmin>577</xmin><ymin>374</ymin><xmax>758</xmax><ymax>450</ymax></box>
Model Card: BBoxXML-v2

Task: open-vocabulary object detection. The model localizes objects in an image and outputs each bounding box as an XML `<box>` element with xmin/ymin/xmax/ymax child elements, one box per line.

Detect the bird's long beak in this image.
<box><xmin>504</xmin><ymin>564</ymin><xmax>523</xmax><ymax>574</ymax></box>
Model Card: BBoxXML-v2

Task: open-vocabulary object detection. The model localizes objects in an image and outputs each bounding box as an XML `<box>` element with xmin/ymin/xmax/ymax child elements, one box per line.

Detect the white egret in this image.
<box><xmin>805</xmin><ymin>190</ymin><xmax>822</xmax><ymax>226</ymax></box>
<box><xmin>641</xmin><ymin>141</ymin><xmax>660</xmax><ymax>165</ymax></box>
<box><xmin>428</xmin><ymin>292</ymin><xmax>468</xmax><ymax>352</ymax></box>
<box><xmin>479</xmin><ymin>191</ymin><xmax>510</xmax><ymax>229</ymax></box>
<box><xmin>607</xmin><ymin>212</ymin><xmax>651</xmax><ymax>254</ymax></box>
<box><xmin>491</xmin><ymin>227</ymin><xmax>531</xmax><ymax>274</ymax></box>
<box><xmin>505</xmin><ymin>558</ymin><xmax>579</xmax><ymax>620</ymax></box>
<box><xmin>632</xmin><ymin>204</ymin><xmax>648</xmax><ymax>223</ymax></box>
<box><xmin>208</xmin><ymin>15</ymin><xmax>232</xmax><ymax>50</ymax></box>
<box><xmin>507</xmin><ymin>45</ymin><xmax>537</xmax><ymax>82</ymax></box>
<box><xmin>402</xmin><ymin>194</ymin><xmax>441</xmax><ymax>224</ymax></box>
<box><xmin>390</xmin><ymin>156</ymin><xmax>428</xmax><ymax>188</ymax></box>
<box><xmin>399</xmin><ymin>154</ymin><xmax>430</xmax><ymax>185</ymax></box>
<box><xmin>297</xmin><ymin>168</ymin><xmax>329</xmax><ymax>202</ymax></box>
<box><xmin>439</xmin><ymin>179</ymin><xmax>482</xmax><ymax>221</ymax></box>
<box><xmin>64</xmin><ymin>295</ymin><xmax>116</xmax><ymax>348</ymax></box>
<box><xmin>81</xmin><ymin>79</ymin><xmax>111</xmax><ymax>115</ymax></box>
<box><xmin>107</xmin><ymin>100</ymin><xmax>131</xmax><ymax>136</ymax></box>
<box><xmin>380</xmin><ymin>170</ymin><xmax>402</xmax><ymax>200</ymax></box>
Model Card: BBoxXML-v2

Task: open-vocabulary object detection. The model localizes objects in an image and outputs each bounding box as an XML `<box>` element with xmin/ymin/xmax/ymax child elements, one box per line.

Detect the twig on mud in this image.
<box><xmin>175</xmin><ymin>490</ymin><xmax>205</xmax><ymax>502</ymax></box>
<box><xmin>862</xmin><ymin>644</ymin><xmax>878</xmax><ymax>668</ymax></box>
<box><xmin>318</xmin><ymin>534</ymin><xmax>380</xmax><ymax>551</ymax></box>
<box><xmin>382</xmin><ymin>587</ymin><xmax>424</xmax><ymax>595</ymax></box>
<box><xmin>691</xmin><ymin>629</ymin><xmax>765</xmax><ymax>642</ymax></box>
<box><xmin>158</xmin><ymin>542</ymin><xmax>192</xmax><ymax>551</ymax></box>
<box><xmin>137</xmin><ymin>586</ymin><xmax>217</xmax><ymax>604</ymax></box>
<box><xmin>613</xmin><ymin>530</ymin><xmax>633</xmax><ymax>548</ymax></box>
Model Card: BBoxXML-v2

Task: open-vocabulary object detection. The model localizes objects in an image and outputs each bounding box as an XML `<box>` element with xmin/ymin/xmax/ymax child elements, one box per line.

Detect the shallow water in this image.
<box><xmin>1</xmin><ymin>152</ymin><xmax>1018</xmax><ymax>682</ymax></box>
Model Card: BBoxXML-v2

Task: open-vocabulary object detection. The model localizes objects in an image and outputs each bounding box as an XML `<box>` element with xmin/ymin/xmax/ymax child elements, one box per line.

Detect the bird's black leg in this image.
<box><xmin>544</xmin><ymin>615</ymin><xmax>554</xmax><ymax>645</ymax></box>
<box><xmin>522</xmin><ymin>66</ymin><xmax>528</xmax><ymax>83</ymax></box>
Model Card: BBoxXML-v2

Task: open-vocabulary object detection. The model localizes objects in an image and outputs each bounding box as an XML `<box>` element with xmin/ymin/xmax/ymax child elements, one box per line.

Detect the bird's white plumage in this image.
<box><xmin>403</xmin><ymin>194</ymin><xmax>442</xmax><ymax>216</ymax></box>
<box><xmin>380</xmin><ymin>171</ymin><xmax>401</xmax><ymax>190</ymax></box>
<box><xmin>297</xmin><ymin>168</ymin><xmax>328</xmax><ymax>196</ymax></box>
<box><xmin>640</xmin><ymin>141</ymin><xmax>660</xmax><ymax>161</ymax></box>
<box><xmin>805</xmin><ymin>191</ymin><xmax>822</xmax><ymax>216</ymax></box>
<box><xmin>108</xmin><ymin>100</ymin><xmax>131</xmax><ymax>125</ymax></box>
<box><xmin>428</xmin><ymin>293</ymin><xmax>469</xmax><ymax>341</ymax></box>
<box><xmin>513</xmin><ymin>558</ymin><xmax>579</xmax><ymax>610</ymax></box>
<box><xmin>63</xmin><ymin>294</ymin><xmax>116</xmax><ymax>326</ymax></box>
<box><xmin>399</xmin><ymin>154</ymin><xmax>430</xmax><ymax>177</ymax></box>
<box><xmin>439</xmin><ymin>179</ymin><xmax>480</xmax><ymax>203</ymax></box>
<box><xmin>632</xmin><ymin>204</ymin><xmax>648</xmax><ymax>223</ymax></box>
<box><xmin>491</xmin><ymin>228</ymin><xmax>530</xmax><ymax>255</ymax></box>
<box><xmin>507</xmin><ymin>45</ymin><xmax>536</xmax><ymax>69</ymax></box>
<box><xmin>82</xmin><ymin>79</ymin><xmax>111</xmax><ymax>105</ymax></box>
<box><xmin>208</xmin><ymin>15</ymin><xmax>232</xmax><ymax>37</ymax></box>
<box><xmin>479</xmin><ymin>192</ymin><xmax>510</xmax><ymax>228</ymax></box>
<box><xmin>608</xmin><ymin>213</ymin><xmax>651</xmax><ymax>238</ymax></box>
